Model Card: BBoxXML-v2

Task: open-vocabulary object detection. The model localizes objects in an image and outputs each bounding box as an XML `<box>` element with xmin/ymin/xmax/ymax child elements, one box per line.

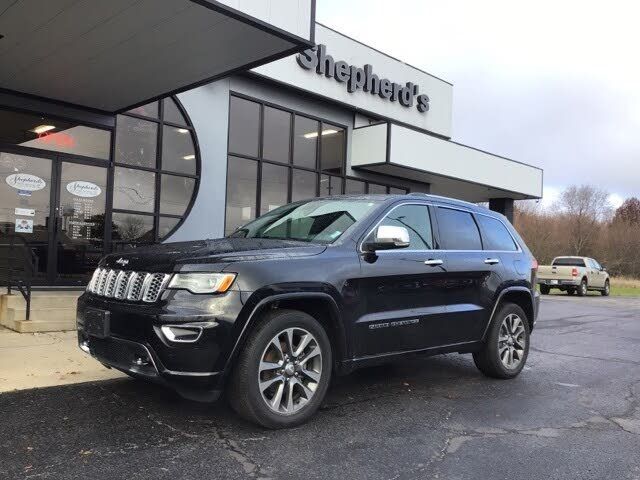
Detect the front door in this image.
<box><xmin>354</xmin><ymin>202</ymin><xmax>449</xmax><ymax>356</ymax></box>
<box><xmin>0</xmin><ymin>151</ymin><xmax>107</xmax><ymax>285</ymax></box>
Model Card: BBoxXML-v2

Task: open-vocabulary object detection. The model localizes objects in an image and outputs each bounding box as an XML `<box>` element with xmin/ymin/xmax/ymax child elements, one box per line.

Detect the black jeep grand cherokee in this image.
<box><xmin>77</xmin><ymin>194</ymin><xmax>539</xmax><ymax>428</ymax></box>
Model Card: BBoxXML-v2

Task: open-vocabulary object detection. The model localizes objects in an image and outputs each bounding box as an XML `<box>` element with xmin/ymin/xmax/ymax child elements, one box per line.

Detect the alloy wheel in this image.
<box><xmin>258</xmin><ymin>327</ymin><xmax>322</xmax><ymax>414</ymax></box>
<box><xmin>498</xmin><ymin>313</ymin><xmax>526</xmax><ymax>369</ymax></box>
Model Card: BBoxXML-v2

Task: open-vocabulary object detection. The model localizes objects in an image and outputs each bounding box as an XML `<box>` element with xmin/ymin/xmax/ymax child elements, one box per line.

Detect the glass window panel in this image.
<box><xmin>320</xmin><ymin>124</ymin><xmax>345</xmax><ymax>174</ymax></box>
<box><xmin>0</xmin><ymin>152</ymin><xmax>52</xmax><ymax>282</ymax></box>
<box><xmin>111</xmin><ymin>212</ymin><xmax>154</xmax><ymax>242</ymax></box>
<box><xmin>160</xmin><ymin>174</ymin><xmax>195</xmax><ymax>216</ymax></box>
<box><xmin>115</xmin><ymin>115</ymin><xmax>157</xmax><ymax>168</ymax></box>
<box><xmin>113</xmin><ymin>167</ymin><xmax>155</xmax><ymax>213</ymax></box>
<box><xmin>436</xmin><ymin>208</ymin><xmax>482</xmax><ymax>250</ymax></box>
<box><xmin>162</xmin><ymin>125</ymin><xmax>196</xmax><ymax>174</ymax></box>
<box><xmin>225</xmin><ymin>156</ymin><xmax>257</xmax><ymax>235</ymax></box>
<box><xmin>477</xmin><ymin>215</ymin><xmax>518</xmax><ymax>251</ymax></box>
<box><xmin>158</xmin><ymin>216</ymin><xmax>180</xmax><ymax>240</ymax></box>
<box><xmin>126</xmin><ymin>101</ymin><xmax>158</xmax><ymax>118</ymax></box>
<box><xmin>263</xmin><ymin>106</ymin><xmax>291</xmax><ymax>163</ymax></box>
<box><xmin>292</xmin><ymin>169</ymin><xmax>317</xmax><ymax>202</ymax></box>
<box><xmin>228</xmin><ymin>96</ymin><xmax>260</xmax><ymax>157</ymax></box>
<box><xmin>376</xmin><ymin>204</ymin><xmax>433</xmax><ymax>250</ymax></box>
<box><xmin>368</xmin><ymin>183</ymin><xmax>387</xmax><ymax>194</ymax></box>
<box><xmin>260</xmin><ymin>163</ymin><xmax>288</xmax><ymax>214</ymax></box>
<box><xmin>293</xmin><ymin>115</ymin><xmax>318</xmax><ymax>169</ymax></box>
<box><xmin>320</xmin><ymin>174</ymin><xmax>342</xmax><ymax>196</ymax></box>
<box><xmin>163</xmin><ymin>98</ymin><xmax>187</xmax><ymax>125</ymax></box>
<box><xmin>389</xmin><ymin>187</ymin><xmax>407</xmax><ymax>195</ymax></box>
<box><xmin>345</xmin><ymin>178</ymin><xmax>365</xmax><ymax>195</ymax></box>
<box><xmin>0</xmin><ymin>109</ymin><xmax>111</xmax><ymax>160</ymax></box>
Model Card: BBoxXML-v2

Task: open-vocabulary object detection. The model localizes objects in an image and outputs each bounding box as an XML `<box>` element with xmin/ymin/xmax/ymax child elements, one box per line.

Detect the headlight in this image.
<box><xmin>167</xmin><ymin>273</ymin><xmax>236</xmax><ymax>294</ymax></box>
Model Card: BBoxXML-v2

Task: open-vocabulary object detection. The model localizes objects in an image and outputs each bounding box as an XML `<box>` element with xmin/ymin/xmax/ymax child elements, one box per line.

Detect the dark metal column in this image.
<box><xmin>489</xmin><ymin>198</ymin><xmax>514</xmax><ymax>223</ymax></box>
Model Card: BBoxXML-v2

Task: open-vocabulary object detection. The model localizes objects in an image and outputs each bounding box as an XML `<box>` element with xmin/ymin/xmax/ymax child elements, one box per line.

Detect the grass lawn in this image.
<box><xmin>539</xmin><ymin>276</ymin><xmax>640</xmax><ymax>297</ymax></box>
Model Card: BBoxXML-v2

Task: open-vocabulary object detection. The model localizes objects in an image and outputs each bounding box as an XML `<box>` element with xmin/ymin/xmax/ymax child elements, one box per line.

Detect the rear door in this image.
<box><xmin>432</xmin><ymin>207</ymin><xmax>504</xmax><ymax>345</ymax></box>
<box><xmin>587</xmin><ymin>258</ymin><xmax>605</xmax><ymax>288</ymax></box>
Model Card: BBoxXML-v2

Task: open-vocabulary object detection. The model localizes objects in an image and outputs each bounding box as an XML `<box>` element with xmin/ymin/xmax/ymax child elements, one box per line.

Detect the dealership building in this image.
<box><xmin>0</xmin><ymin>0</ymin><xmax>542</xmax><ymax>311</ymax></box>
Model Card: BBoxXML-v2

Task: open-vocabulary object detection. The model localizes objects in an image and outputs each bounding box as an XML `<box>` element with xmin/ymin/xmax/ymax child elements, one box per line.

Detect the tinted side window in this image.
<box><xmin>377</xmin><ymin>204</ymin><xmax>433</xmax><ymax>250</ymax></box>
<box><xmin>477</xmin><ymin>215</ymin><xmax>518</xmax><ymax>251</ymax></box>
<box><xmin>436</xmin><ymin>208</ymin><xmax>482</xmax><ymax>250</ymax></box>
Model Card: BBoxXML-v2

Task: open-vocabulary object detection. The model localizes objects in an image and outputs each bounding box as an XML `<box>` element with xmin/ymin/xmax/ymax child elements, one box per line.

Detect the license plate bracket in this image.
<box><xmin>84</xmin><ymin>309</ymin><xmax>110</xmax><ymax>338</ymax></box>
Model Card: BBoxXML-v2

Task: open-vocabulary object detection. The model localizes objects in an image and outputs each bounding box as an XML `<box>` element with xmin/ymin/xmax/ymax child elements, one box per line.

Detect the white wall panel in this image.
<box><xmin>389</xmin><ymin>125</ymin><xmax>543</xmax><ymax>198</ymax></box>
<box><xmin>351</xmin><ymin>123</ymin><xmax>388</xmax><ymax>167</ymax></box>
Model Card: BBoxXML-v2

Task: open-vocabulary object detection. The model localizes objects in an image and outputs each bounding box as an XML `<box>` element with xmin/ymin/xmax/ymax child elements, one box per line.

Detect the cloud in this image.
<box><xmin>317</xmin><ymin>0</ymin><xmax>640</xmax><ymax>201</ymax></box>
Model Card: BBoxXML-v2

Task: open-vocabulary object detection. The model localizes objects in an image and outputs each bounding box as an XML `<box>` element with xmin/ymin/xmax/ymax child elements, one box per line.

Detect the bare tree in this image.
<box><xmin>555</xmin><ymin>185</ymin><xmax>610</xmax><ymax>256</ymax></box>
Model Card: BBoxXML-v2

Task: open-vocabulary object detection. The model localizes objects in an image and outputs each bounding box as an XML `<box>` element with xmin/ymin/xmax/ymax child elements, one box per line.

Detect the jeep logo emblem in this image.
<box><xmin>115</xmin><ymin>258</ymin><xmax>129</xmax><ymax>266</ymax></box>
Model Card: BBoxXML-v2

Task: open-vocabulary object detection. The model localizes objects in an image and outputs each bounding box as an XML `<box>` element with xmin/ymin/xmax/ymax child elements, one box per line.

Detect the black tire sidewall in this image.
<box><xmin>602</xmin><ymin>280</ymin><xmax>610</xmax><ymax>296</ymax></box>
<box><xmin>238</xmin><ymin>310</ymin><xmax>332</xmax><ymax>428</ymax></box>
<box><xmin>540</xmin><ymin>285</ymin><xmax>550</xmax><ymax>295</ymax></box>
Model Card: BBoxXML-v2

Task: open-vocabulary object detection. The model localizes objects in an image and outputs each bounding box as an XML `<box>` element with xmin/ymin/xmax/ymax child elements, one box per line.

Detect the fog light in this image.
<box><xmin>161</xmin><ymin>325</ymin><xmax>203</xmax><ymax>343</ymax></box>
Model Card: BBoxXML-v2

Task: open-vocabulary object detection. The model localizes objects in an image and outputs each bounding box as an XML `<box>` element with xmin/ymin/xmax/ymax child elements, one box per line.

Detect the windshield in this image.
<box><xmin>228</xmin><ymin>198</ymin><xmax>382</xmax><ymax>244</ymax></box>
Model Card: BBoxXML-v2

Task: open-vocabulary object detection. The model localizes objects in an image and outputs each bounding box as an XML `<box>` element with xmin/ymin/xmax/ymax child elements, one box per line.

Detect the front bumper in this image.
<box><xmin>76</xmin><ymin>288</ymin><xmax>246</xmax><ymax>401</ymax></box>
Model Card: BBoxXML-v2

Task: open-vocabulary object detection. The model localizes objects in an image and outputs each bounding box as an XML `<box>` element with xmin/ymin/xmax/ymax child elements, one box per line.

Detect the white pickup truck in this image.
<box><xmin>538</xmin><ymin>256</ymin><xmax>610</xmax><ymax>296</ymax></box>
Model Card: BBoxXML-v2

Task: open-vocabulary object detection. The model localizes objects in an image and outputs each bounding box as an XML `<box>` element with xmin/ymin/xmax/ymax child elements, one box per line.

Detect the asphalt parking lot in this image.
<box><xmin>1</xmin><ymin>296</ymin><xmax>639</xmax><ymax>480</ymax></box>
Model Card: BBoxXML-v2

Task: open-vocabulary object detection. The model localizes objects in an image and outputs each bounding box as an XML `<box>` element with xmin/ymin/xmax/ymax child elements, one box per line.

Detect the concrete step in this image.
<box><xmin>2</xmin><ymin>317</ymin><xmax>76</xmax><ymax>333</ymax></box>
<box><xmin>4</xmin><ymin>306</ymin><xmax>75</xmax><ymax>323</ymax></box>
<box><xmin>2</xmin><ymin>291</ymin><xmax>82</xmax><ymax>310</ymax></box>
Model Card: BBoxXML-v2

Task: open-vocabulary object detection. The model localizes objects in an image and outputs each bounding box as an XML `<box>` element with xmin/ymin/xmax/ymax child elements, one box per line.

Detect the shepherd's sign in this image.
<box><xmin>297</xmin><ymin>45</ymin><xmax>430</xmax><ymax>113</ymax></box>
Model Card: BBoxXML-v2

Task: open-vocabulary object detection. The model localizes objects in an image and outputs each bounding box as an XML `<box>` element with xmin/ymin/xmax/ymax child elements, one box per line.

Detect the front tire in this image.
<box><xmin>567</xmin><ymin>288</ymin><xmax>575</xmax><ymax>296</ymax></box>
<box><xmin>577</xmin><ymin>279</ymin><xmax>588</xmax><ymax>296</ymax></box>
<box><xmin>473</xmin><ymin>302</ymin><xmax>530</xmax><ymax>379</ymax></box>
<box><xmin>228</xmin><ymin>309</ymin><xmax>332</xmax><ymax>429</ymax></box>
<box><xmin>601</xmin><ymin>279</ymin><xmax>610</xmax><ymax>296</ymax></box>
<box><xmin>540</xmin><ymin>285</ymin><xmax>550</xmax><ymax>295</ymax></box>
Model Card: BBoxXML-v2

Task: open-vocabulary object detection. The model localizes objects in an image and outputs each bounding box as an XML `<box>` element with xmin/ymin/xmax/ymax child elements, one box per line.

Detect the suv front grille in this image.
<box><xmin>87</xmin><ymin>268</ymin><xmax>171</xmax><ymax>303</ymax></box>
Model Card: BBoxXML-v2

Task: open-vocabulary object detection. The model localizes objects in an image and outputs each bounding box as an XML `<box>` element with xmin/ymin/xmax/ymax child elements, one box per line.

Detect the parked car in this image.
<box><xmin>77</xmin><ymin>194</ymin><xmax>539</xmax><ymax>428</ymax></box>
<box><xmin>538</xmin><ymin>256</ymin><xmax>610</xmax><ymax>296</ymax></box>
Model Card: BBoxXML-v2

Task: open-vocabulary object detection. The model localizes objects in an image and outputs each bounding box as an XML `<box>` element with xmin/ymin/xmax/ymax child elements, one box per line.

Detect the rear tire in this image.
<box><xmin>567</xmin><ymin>288</ymin><xmax>575</xmax><ymax>296</ymax></box>
<box><xmin>540</xmin><ymin>285</ymin><xmax>550</xmax><ymax>295</ymax></box>
<box><xmin>473</xmin><ymin>302</ymin><xmax>530</xmax><ymax>379</ymax></box>
<box><xmin>228</xmin><ymin>309</ymin><xmax>332</xmax><ymax>429</ymax></box>
<box><xmin>601</xmin><ymin>280</ymin><xmax>610</xmax><ymax>296</ymax></box>
<box><xmin>577</xmin><ymin>279</ymin><xmax>588</xmax><ymax>297</ymax></box>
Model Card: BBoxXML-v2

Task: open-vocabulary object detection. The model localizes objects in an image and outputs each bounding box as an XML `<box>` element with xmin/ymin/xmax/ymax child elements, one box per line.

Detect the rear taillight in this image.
<box><xmin>531</xmin><ymin>258</ymin><xmax>538</xmax><ymax>285</ymax></box>
<box><xmin>572</xmin><ymin>267</ymin><xmax>579</xmax><ymax>277</ymax></box>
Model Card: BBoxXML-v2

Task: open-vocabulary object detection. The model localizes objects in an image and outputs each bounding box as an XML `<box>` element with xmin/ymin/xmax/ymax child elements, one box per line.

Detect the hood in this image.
<box><xmin>101</xmin><ymin>238</ymin><xmax>327</xmax><ymax>272</ymax></box>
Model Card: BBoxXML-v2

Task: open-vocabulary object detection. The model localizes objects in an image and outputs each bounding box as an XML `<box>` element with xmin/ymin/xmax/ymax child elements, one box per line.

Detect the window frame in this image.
<box><xmin>224</xmin><ymin>92</ymin><xmax>409</xmax><ymax>235</ymax></box>
<box><xmin>113</xmin><ymin>96</ymin><xmax>201</xmax><ymax>245</ymax></box>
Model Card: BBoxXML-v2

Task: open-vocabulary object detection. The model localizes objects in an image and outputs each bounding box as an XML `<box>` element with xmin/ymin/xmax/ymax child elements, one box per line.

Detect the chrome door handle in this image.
<box><xmin>424</xmin><ymin>259</ymin><xmax>443</xmax><ymax>266</ymax></box>
<box><xmin>484</xmin><ymin>258</ymin><xmax>500</xmax><ymax>265</ymax></box>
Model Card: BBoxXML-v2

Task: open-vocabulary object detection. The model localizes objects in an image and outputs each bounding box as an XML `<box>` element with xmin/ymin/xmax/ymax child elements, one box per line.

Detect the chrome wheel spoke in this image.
<box><xmin>260</xmin><ymin>375</ymin><xmax>284</xmax><ymax>392</ymax></box>
<box><xmin>285</xmin><ymin>380</ymin><xmax>295</xmax><ymax>412</ymax></box>
<box><xmin>285</xmin><ymin>328</ymin><xmax>295</xmax><ymax>357</ymax></box>
<box><xmin>300</xmin><ymin>346</ymin><xmax>320</xmax><ymax>366</ymax></box>
<box><xmin>259</xmin><ymin>360</ymin><xmax>281</xmax><ymax>373</ymax></box>
<box><xmin>293</xmin><ymin>377</ymin><xmax>314</xmax><ymax>399</ymax></box>
<box><xmin>300</xmin><ymin>368</ymin><xmax>320</xmax><ymax>382</ymax></box>
<box><xmin>294</xmin><ymin>333</ymin><xmax>313</xmax><ymax>358</ymax></box>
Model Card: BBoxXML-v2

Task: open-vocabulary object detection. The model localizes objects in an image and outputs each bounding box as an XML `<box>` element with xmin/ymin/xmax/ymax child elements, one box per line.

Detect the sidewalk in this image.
<box><xmin>0</xmin><ymin>326</ymin><xmax>123</xmax><ymax>393</ymax></box>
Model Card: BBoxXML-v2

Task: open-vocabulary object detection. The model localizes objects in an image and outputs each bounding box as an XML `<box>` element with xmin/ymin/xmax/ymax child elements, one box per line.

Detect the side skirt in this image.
<box><xmin>338</xmin><ymin>340</ymin><xmax>484</xmax><ymax>374</ymax></box>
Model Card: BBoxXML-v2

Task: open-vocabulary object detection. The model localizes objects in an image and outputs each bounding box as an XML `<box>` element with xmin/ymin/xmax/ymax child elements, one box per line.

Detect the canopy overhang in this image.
<box><xmin>0</xmin><ymin>0</ymin><xmax>314</xmax><ymax>113</ymax></box>
<box><xmin>352</xmin><ymin>123</ymin><xmax>543</xmax><ymax>202</ymax></box>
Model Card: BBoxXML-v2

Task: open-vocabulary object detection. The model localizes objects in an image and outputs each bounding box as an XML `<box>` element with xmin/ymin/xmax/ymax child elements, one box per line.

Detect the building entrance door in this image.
<box><xmin>0</xmin><ymin>151</ymin><xmax>107</xmax><ymax>285</ymax></box>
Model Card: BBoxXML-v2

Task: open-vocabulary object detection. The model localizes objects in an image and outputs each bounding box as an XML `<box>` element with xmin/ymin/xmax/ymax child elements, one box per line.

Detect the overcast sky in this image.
<box><xmin>317</xmin><ymin>0</ymin><xmax>640</xmax><ymax>208</ymax></box>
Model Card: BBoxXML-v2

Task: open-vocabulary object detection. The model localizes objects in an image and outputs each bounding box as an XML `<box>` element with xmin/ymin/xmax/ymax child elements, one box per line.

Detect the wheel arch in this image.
<box><xmin>224</xmin><ymin>292</ymin><xmax>348</xmax><ymax>377</ymax></box>
<box><xmin>483</xmin><ymin>287</ymin><xmax>535</xmax><ymax>339</ymax></box>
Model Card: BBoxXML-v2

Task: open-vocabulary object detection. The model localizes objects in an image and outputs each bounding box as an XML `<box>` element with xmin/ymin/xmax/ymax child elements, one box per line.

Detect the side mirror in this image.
<box><xmin>600</xmin><ymin>265</ymin><xmax>606</xmax><ymax>271</ymax></box>
<box><xmin>363</xmin><ymin>225</ymin><xmax>410</xmax><ymax>252</ymax></box>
